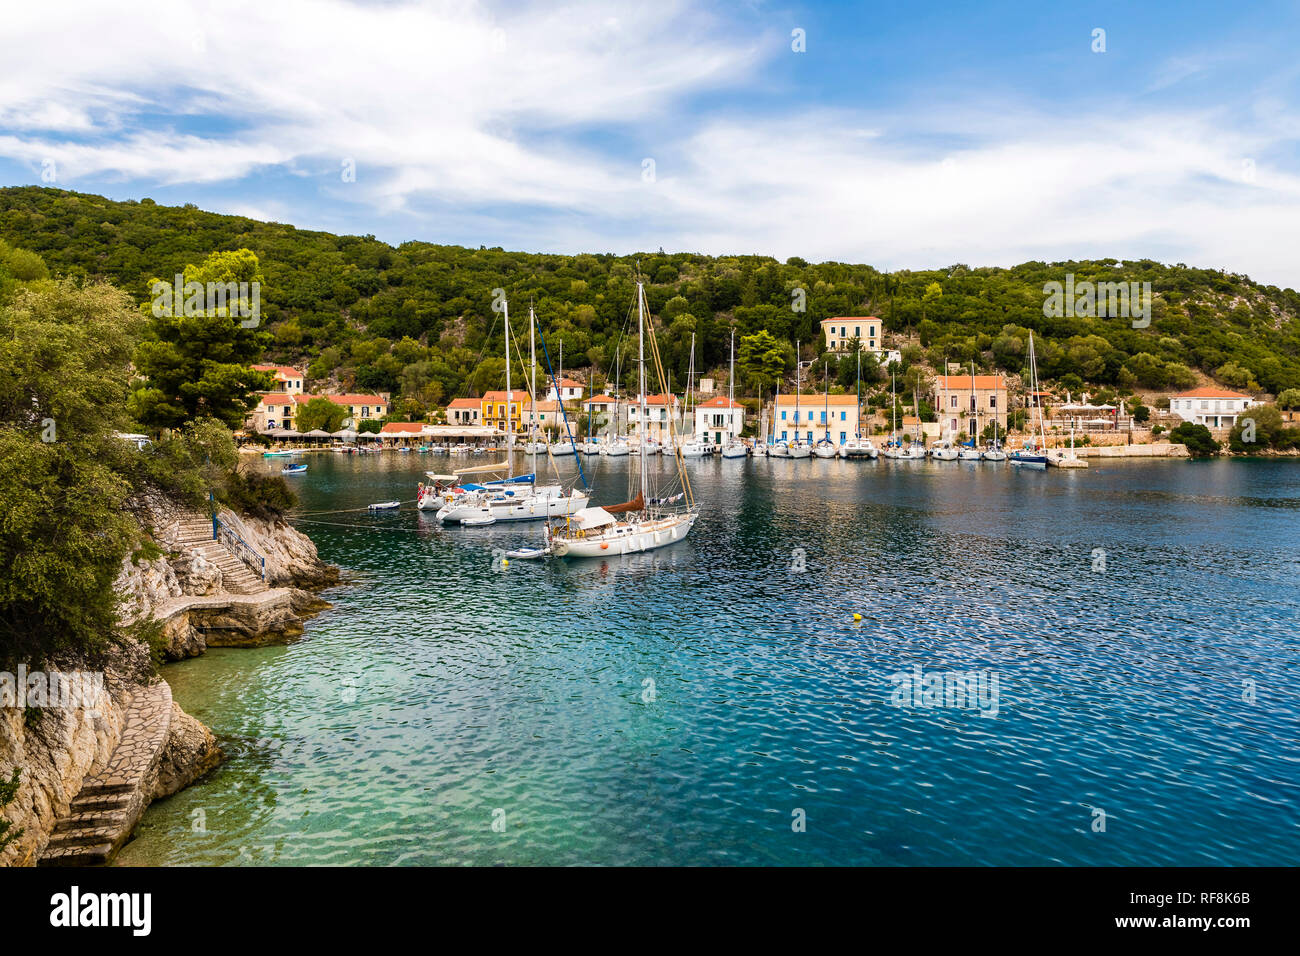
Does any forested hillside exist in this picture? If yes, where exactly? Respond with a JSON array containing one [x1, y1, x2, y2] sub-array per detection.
[[3, 186, 1298, 420]]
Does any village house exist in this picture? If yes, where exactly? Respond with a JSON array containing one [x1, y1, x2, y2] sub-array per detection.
[[248, 390, 389, 432], [1169, 387, 1258, 428], [627, 394, 680, 444], [773, 393, 862, 444], [545, 378, 585, 404], [522, 399, 570, 433], [250, 364, 305, 394], [820, 317, 902, 367], [694, 396, 745, 444], [930, 374, 1008, 436], [480, 390, 529, 433], [583, 395, 619, 434], [445, 397, 481, 426]]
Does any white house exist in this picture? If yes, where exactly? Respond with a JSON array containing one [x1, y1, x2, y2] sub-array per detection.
[[627, 393, 680, 443], [694, 396, 745, 444], [545, 378, 585, 403], [251, 364, 305, 394], [1169, 388, 1257, 428]]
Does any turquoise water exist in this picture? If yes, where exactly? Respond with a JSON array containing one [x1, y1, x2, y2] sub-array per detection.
[[116, 453, 1300, 866]]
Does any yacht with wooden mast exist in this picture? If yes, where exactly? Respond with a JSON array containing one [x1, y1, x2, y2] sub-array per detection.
[[549, 280, 697, 558]]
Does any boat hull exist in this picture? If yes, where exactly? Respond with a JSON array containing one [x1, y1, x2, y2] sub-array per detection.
[[437, 489, 590, 523], [552, 513, 697, 558]]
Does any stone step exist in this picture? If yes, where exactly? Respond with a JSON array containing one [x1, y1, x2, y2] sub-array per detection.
[[44, 827, 120, 849], [77, 782, 134, 798], [39, 843, 115, 866], [53, 810, 129, 832], [69, 795, 132, 813]]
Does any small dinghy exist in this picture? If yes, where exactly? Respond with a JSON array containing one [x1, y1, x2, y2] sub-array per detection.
[[282, 464, 308, 475], [367, 500, 400, 511], [505, 546, 551, 560], [462, 514, 496, 527]]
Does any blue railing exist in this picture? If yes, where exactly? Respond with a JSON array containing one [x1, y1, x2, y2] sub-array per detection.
[[213, 515, 267, 581]]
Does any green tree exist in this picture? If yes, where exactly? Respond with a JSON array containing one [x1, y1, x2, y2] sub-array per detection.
[[1275, 388, 1300, 410], [1168, 422, 1220, 457], [738, 330, 788, 392], [130, 249, 273, 430], [294, 396, 347, 433]]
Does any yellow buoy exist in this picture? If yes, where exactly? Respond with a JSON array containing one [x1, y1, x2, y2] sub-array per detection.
[[853, 613, 862, 622]]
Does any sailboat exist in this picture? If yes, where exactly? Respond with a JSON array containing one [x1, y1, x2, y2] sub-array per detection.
[[721, 329, 748, 459], [787, 341, 811, 458], [813, 361, 837, 458], [680, 332, 710, 458], [523, 306, 548, 455], [900, 383, 927, 459], [1010, 331, 1049, 468], [425, 297, 591, 520], [600, 351, 630, 456], [880, 371, 904, 459], [958, 361, 983, 460], [839, 351, 877, 458], [929, 364, 959, 459], [550, 281, 698, 558]]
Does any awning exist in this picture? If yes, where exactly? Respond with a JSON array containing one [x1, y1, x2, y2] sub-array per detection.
[[570, 507, 616, 530], [304, 428, 333, 438]]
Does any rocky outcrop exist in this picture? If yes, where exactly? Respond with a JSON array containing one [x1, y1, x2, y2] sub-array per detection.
[[215, 508, 339, 589], [153, 702, 221, 800]]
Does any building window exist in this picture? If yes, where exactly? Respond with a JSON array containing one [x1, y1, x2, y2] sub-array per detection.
[[855, 326, 861, 337], [989, 395, 997, 408], [841, 411, 846, 421], [840, 431, 846, 443], [781, 430, 787, 440], [950, 396, 957, 409]]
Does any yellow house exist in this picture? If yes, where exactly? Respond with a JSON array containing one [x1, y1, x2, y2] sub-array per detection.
[[480, 390, 529, 433], [821, 316, 882, 353], [773, 393, 863, 444]]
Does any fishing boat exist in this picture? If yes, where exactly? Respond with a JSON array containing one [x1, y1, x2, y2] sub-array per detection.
[[721, 332, 749, 459], [1011, 331, 1050, 468], [281, 463, 308, 474], [550, 280, 697, 559]]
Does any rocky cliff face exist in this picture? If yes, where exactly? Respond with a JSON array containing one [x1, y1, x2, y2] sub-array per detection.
[[0, 489, 337, 867]]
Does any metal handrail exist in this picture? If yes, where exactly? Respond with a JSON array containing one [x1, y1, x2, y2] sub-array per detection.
[[213, 515, 267, 581]]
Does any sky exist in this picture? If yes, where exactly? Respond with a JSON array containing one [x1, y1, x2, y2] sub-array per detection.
[[2, 0, 1299, 287]]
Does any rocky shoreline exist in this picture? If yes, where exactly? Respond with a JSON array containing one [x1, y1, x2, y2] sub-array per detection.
[[0, 491, 337, 867]]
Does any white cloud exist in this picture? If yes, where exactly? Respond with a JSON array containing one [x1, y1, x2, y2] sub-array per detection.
[[1, 0, 1298, 287]]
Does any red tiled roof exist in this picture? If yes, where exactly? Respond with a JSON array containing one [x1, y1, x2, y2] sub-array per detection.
[[821, 316, 880, 324], [584, 394, 617, 405], [292, 393, 388, 406], [379, 422, 427, 434], [446, 397, 480, 409], [697, 396, 744, 408], [251, 365, 301, 378], [555, 378, 584, 388], [636, 393, 679, 406], [775, 392, 860, 405], [935, 375, 1007, 390], [1174, 387, 1252, 399], [260, 393, 292, 404], [481, 390, 528, 402]]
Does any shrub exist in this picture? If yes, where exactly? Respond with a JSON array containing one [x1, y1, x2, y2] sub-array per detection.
[[1168, 422, 1219, 457], [221, 471, 298, 519]]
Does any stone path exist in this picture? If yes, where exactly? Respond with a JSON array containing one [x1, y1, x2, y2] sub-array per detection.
[[38, 682, 173, 866], [175, 515, 268, 594]]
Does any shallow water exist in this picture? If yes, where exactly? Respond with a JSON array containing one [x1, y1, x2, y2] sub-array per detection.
[[116, 453, 1300, 866]]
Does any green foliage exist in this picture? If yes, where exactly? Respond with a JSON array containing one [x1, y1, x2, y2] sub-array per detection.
[[130, 249, 274, 430], [294, 396, 347, 433], [1, 187, 1299, 410], [0, 280, 144, 669], [220, 471, 297, 519], [1276, 388, 1300, 410], [1168, 422, 1220, 457], [1227, 405, 1298, 452], [737, 330, 788, 392]]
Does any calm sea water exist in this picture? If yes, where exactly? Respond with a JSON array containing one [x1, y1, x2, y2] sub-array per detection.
[[116, 452, 1300, 866]]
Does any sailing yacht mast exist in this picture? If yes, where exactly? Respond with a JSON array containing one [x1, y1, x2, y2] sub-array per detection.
[[794, 339, 801, 444], [823, 361, 830, 441], [504, 298, 513, 476], [530, 305, 537, 454], [638, 281, 649, 507], [729, 328, 736, 440]]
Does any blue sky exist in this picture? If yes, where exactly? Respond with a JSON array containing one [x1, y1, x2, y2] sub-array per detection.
[[2, 0, 1298, 286]]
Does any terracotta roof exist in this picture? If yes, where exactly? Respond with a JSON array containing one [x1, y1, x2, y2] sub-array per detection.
[[1174, 387, 1252, 399], [525, 400, 562, 413], [935, 375, 1007, 390], [584, 394, 617, 405], [380, 422, 427, 434], [697, 396, 744, 408], [259, 393, 292, 404], [555, 378, 584, 388], [775, 392, 861, 405], [634, 393, 679, 406], [446, 397, 480, 409], [481, 390, 528, 402], [292, 393, 388, 406], [821, 316, 880, 324], [251, 364, 301, 378]]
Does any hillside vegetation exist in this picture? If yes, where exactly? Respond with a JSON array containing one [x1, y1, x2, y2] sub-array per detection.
[[2, 186, 1298, 420]]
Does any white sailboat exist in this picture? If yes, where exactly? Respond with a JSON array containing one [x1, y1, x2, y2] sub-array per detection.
[[880, 371, 904, 459], [427, 297, 590, 521], [1010, 331, 1049, 468], [550, 281, 697, 558], [813, 361, 837, 458], [523, 306, 548, 455], [840, 352, 877, 458], [958, 361, 983, 460], [721, 329, 748, 459], [680, 332, 710, 458], [900, 383, 927, 459], [788, 341, 811, 458]]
